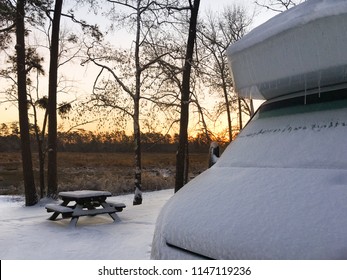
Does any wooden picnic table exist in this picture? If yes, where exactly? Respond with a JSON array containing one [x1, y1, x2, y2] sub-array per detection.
[[45, 190, 126, 227]]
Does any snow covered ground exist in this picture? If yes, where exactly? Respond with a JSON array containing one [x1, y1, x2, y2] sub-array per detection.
[[2, 189, 347, 280], [0, 189, 173, 260]]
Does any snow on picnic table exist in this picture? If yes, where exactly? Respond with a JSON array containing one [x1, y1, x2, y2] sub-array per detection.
[[0, 189, 173, 260]]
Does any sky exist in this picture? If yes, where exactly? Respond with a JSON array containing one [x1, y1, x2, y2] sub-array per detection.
[[0, 0, 277, 133]]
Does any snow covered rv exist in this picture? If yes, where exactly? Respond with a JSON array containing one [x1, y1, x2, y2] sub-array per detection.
[[151, 0, 347, 259]]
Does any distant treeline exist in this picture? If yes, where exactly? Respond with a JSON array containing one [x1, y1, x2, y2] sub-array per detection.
[[0, 125, 227, 153]]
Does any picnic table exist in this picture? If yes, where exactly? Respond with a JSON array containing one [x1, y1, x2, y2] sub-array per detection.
[[45, 190, 126, 227]]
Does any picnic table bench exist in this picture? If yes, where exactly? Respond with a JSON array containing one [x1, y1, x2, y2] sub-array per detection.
[[45, 190, 126, 227]]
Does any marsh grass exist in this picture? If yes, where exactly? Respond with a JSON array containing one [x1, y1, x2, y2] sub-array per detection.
[[0, 152, 209, 195]]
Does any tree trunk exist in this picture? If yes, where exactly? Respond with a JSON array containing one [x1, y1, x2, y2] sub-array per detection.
[[39, 110, 48, 198], [133, 102, 142, 205], [133, 0, 142, 205], [34, 116, 45, 198], [15, 0, 38, 206], [47, 0, 63, 198], [33, 100, 47, 198], [175, 0, 200, 193]]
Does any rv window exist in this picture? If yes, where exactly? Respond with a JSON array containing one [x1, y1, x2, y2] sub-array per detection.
[[258, 89, 347, 119]]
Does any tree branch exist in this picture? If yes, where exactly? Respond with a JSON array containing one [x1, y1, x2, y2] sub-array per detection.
[[0, 23, 15, 33]]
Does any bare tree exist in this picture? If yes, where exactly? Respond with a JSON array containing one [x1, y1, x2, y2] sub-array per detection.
[[149, 0, 224, 186], [30, 94, 72, 198], [44, 0, 102, 198], [15, 0, 38, 206], [198, 5, 252, 142], [46, 0, 63, 199], [175, 0, 200, 192], [27, 27, 79, 198], [28, 59, 46, 198], [82, 0, 174, 204]]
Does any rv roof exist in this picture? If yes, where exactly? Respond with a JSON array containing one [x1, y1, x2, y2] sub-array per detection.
[[228, 0, 347, 54], [227, 0, 347, 100]]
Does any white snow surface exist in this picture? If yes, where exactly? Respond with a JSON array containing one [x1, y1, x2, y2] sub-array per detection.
[[0, 189, 173, 260], [227, 0, 347, 100]]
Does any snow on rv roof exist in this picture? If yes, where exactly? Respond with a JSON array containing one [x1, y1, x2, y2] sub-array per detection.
[[226, 0, 347, 100], [228, 0, 347, 54]]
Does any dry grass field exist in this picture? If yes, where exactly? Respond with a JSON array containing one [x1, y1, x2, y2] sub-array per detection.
[[0, 152, 209, 196]]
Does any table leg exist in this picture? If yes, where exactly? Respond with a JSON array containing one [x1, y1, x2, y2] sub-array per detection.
[[69, 217, 79, 228], [101, 202, 121, 222], [48, 212, 60, 220], [69, 204, 83, 227], [48, 200, 70, 220]]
